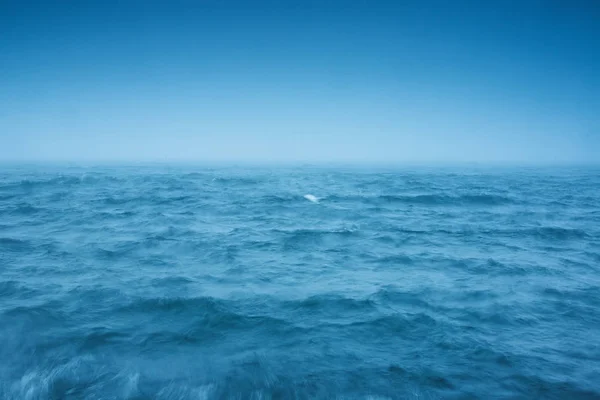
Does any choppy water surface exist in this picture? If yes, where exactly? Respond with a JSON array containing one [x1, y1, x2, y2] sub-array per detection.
[[1, 165, 599, 399]]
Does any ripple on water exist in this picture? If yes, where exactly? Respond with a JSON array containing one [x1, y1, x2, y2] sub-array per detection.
[[1, 165, 599, 399]]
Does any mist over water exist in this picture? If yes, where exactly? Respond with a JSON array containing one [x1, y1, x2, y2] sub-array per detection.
[[1, 165, 599, 399]]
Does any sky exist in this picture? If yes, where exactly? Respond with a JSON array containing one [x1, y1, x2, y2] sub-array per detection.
[[1, 0, 598, 164]]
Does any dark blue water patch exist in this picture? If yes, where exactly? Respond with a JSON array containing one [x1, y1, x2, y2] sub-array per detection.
[[256, 193, 299, 204], [150, 276, 195, 287], [115, 296, 302, 353], [101, 195, 153, 206], [2, 203, 45, 216], [89, 245, 137, 260], [376, 193, 518, 206], [370, 253, 415, 266], [0, 193, 18, 201], [502, 374, 600, 400], [120, 296, 222, 315], [211, 176, 263, 186], [403, 226, 594, 242], [281, 294, 379, 327], [371, 286, 439, 311], [0, 237, 32, 252], [0, 176, 81, 194], [1, 165, 599, 399], [2, 301, 68, 330], [0, 280, 39, 299], [529, 226, 589, 240], [583, 251, 600, 264], [469, 258, 532, 276], [277, 227, 362, 251]]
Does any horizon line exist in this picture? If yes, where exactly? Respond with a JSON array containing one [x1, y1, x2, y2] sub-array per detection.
[[1, 159, 598, 168]]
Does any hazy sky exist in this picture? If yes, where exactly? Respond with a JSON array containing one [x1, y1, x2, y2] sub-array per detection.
[[1, 0, 598, 164]]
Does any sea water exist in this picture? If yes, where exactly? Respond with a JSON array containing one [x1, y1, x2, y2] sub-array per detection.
[[1, 164, 599, 399]]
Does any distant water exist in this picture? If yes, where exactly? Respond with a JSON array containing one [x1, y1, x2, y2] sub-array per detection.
[[1, 165, 599, 399]]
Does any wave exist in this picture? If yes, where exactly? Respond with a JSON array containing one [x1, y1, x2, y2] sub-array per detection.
[[102, 196, 147, 206], [2, 302, 66, 326], [277, 227, 359, 238], [183, 172, 210, 178], [506, 373, 600, 399], [371, 287, 435, 310], [156, 195, 195, 205], [345, 313, 439, 337], [258, 194, 297, 204], [211, 176, 262, 185], [4, 203, 45, 215], [530, 227, 589, 240], [542, 287, 600, 316], [150, 276, 195, 286], [3, 362, 594, 400], [121, 296, 222, 315], [324, 193, 517, 206], [0, 175, 128, 194], [0, 237, 32, 251], [60, 286, 126, 316], [471, 258, 531, 276], [1, 166, 599, 399], [0, 281, 37, 298], [90, 245, 137, 260], [0, 176, 82, 192], [124, 296, 286, 331], [134, 330, 203, 347], [285, 294, 377, 315], [0, 362, 438, 400], [101, 194, 195, 206], [76, 327, 130, 351], [279, 228, 360, 250], [119, 296, 297, 345], [371, 254, 415, 265], [378, 226, 590, 242], [94, 210, 137, 219], [378, 193, 515, 206], [0, 193, 17, 201]]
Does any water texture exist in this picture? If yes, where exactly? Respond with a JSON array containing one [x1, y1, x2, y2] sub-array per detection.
[[1, 165, 599, 399]]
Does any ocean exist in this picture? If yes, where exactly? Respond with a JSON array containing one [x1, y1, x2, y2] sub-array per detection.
[[1, 164, 599, 399]]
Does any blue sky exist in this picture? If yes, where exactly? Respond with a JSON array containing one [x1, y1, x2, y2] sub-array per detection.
[[1, 0, 598, 164]]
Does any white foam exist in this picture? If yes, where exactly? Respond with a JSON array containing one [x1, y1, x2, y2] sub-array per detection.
[[303, 194, 319, 203]]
